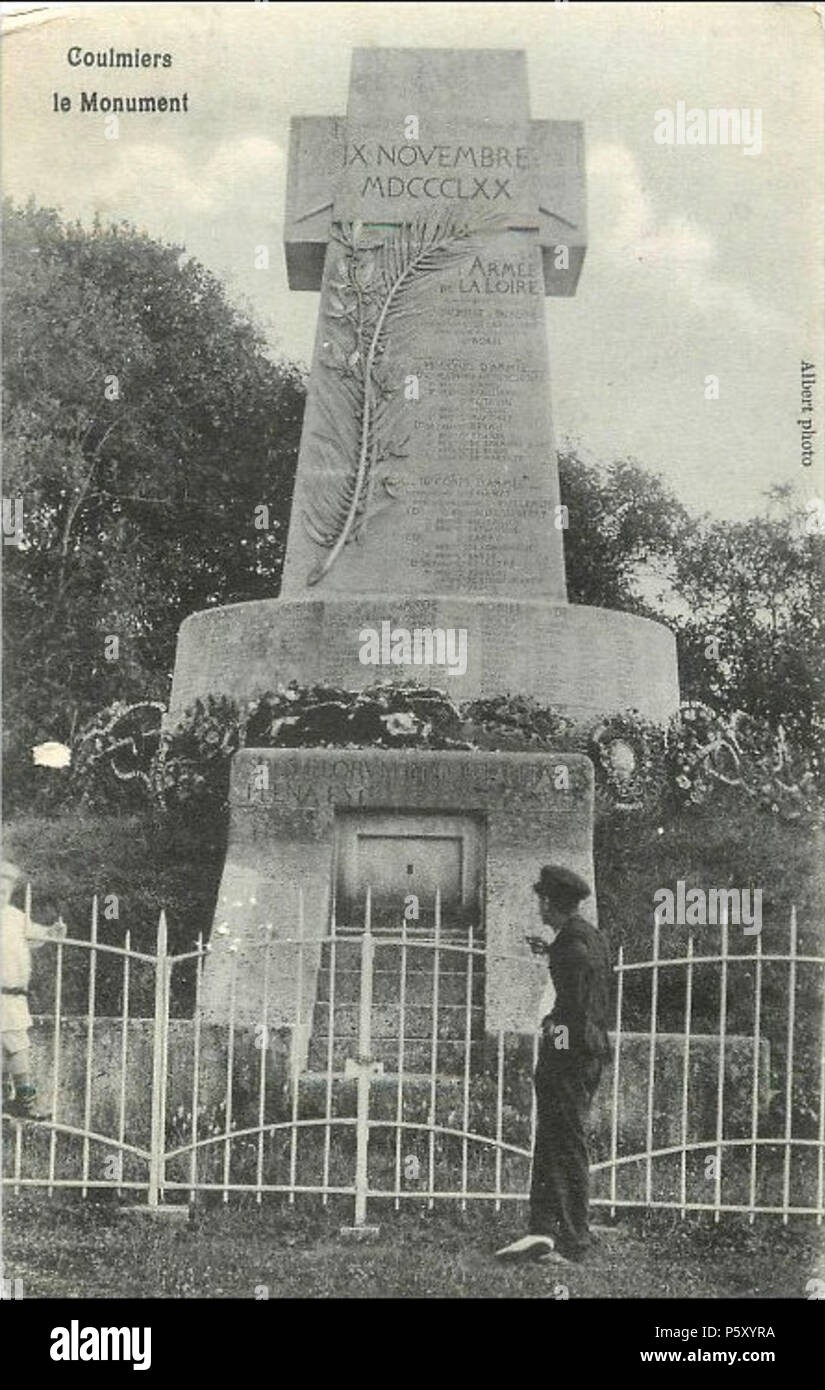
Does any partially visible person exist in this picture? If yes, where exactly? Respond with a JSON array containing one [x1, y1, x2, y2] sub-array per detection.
[[497, 864, 612, 1264], [1, 860, 66, 1120]]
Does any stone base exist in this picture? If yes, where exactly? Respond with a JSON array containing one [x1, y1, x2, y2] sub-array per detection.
[[200, 747, 596, 1037], [118, 1204, 190, 1222], [169, 594, 679, 724], [27, 1018, 769, 1158]]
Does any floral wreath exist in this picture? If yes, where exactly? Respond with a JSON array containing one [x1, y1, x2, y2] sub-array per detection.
[[589, 711, 661, 807]]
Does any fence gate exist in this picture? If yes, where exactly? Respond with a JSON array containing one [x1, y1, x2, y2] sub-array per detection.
[[3, 889, 824, 1230], [158, 888, 535, 1217]]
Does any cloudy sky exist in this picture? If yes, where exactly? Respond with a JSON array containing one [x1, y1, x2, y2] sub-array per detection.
[[2, 1, 823, 520]]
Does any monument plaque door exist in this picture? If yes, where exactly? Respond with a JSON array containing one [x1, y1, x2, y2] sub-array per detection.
[[334, 811, 485, 937]]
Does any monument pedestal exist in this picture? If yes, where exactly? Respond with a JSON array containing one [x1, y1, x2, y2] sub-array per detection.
[[170, 594, 678, 725], [201, 747, 595, 1050]]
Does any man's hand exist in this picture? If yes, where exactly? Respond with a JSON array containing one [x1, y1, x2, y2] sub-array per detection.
[[525, 932, 553, 958]]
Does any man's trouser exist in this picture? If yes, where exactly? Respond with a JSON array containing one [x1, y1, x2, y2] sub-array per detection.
[[529, 1051, 603, 1257]]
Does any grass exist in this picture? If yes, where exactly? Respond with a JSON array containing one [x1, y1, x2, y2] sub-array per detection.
[[4, 795, 822, 1298], [2, 1195, 822, 1299]]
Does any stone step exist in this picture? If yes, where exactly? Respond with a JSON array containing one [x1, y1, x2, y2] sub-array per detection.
[[317, 940, 479, 973], [307, 1036, 481, 1073], [315, 968, 484, 1006], [295, 1072, 481, 1120], [311, 1000, 483, 1041]]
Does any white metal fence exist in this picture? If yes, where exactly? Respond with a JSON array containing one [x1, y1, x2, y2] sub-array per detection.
[[3, 888, 824, 1227]]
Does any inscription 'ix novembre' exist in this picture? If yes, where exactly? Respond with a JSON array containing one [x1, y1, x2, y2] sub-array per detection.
[[345, 142, 530, 168], [347, 142, 529, 201]]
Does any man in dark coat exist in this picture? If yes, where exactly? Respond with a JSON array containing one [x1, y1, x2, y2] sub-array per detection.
[[496, 865, 612, 1264]]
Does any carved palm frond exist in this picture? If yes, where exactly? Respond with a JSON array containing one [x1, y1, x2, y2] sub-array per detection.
[[302, 217, 499, 586]]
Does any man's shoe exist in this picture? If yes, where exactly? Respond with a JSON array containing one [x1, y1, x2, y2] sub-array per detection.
[[495, 1234, 556, 1263], [539, 1247, 574, 1265], [542, 1239, 589, 1264], [4, 1087, 48, 1121]]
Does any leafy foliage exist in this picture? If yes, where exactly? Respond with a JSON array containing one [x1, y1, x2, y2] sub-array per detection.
[[668, 487, 825, 756], [558, 450, 693, 614], [558, 461, 824, 768], [2, 198, 305, 777]]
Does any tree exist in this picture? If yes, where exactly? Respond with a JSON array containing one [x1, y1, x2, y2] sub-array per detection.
[[2, 199, 306, 764], [557, 449, 695, 613], [557, 455, 823, 761], [670, 487, 825, 749]]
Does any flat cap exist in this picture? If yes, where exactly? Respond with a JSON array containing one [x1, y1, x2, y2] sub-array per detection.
[[532, 864, 591, 904]]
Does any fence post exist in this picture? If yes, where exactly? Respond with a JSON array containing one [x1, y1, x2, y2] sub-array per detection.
[[714, 912, 729, 1222], [782, 905, 798, 1226], [147, 910, 169, 1208], [645, 914, 661, 1208], [609, 944, 624, 1218], [342, 886, 381, 1234], [288, 887, 306, 1204], [81, 895, 98, 1198]]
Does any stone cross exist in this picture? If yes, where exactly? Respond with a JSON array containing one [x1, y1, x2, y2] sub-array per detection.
[[186, 49, 681, 1038], [171, 46, 677, 726], [281, 48, 586, 603]]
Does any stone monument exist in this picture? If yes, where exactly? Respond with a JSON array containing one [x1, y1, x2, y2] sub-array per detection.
[[170, 49, 680, 1050], [170, 48, 679, 724]]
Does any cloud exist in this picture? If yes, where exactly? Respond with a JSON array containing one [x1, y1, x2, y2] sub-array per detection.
[[586, 142, 789, 331], [201, 137, 286, 208], [74, 136, 285, 223], [588, 144, 713, 267]]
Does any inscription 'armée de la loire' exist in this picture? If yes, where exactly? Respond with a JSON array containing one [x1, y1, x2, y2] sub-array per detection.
[[459, 255, 539, 294]]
